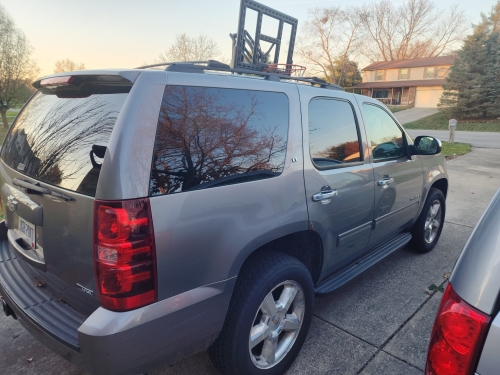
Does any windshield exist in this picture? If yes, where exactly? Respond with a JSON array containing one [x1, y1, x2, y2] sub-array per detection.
[[1, 91, 128, 196]]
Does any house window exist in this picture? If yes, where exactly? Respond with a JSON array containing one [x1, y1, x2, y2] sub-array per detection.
[[373, 89, 389, 98], [436, 67, 449, 78], [426, 67, 435, 78], [400, 69, 408, 79], [376, 71, 384, 81]]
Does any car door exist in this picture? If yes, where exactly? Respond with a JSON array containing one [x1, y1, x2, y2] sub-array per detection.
[[358, 101, 424, 248], [301, 87, 375, 277]]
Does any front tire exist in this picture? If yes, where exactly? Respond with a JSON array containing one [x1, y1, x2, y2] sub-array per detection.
[[410, 187, 446, 253], [209, 251, 314, 375]]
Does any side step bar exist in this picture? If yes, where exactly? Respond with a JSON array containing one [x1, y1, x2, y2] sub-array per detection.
[[315, 232, 412, 295]]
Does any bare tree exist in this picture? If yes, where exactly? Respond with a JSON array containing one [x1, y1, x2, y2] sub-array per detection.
[[158, 34, 221, 62], [0, 5, 38, 128], [54, 58, 85, 73], [359, 0, 468, 61], [296, 7, 364, 85]]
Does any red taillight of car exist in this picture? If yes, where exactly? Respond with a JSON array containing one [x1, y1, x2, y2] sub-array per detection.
[[93, 198, 157, 312], [425, 283, 491, 375], [40, 76, 73, 88]]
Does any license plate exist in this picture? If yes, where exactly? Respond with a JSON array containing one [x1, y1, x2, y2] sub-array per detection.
[[18, 218, 36, 250]]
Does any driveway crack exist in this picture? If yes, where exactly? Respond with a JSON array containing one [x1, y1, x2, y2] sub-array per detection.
[[355, 279, 448, 374], [444, 220, 475, 229]]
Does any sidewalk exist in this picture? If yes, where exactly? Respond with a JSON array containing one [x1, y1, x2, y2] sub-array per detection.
[[393, 108, 438, 124]]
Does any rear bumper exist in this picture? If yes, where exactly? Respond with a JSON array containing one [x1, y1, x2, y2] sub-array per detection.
[[0, 272, 84, 365], [0, 222, 236, 375], [79, 277, 236, 375]]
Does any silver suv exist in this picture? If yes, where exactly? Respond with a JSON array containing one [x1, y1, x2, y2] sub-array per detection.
[[0, 62, 448, 375]]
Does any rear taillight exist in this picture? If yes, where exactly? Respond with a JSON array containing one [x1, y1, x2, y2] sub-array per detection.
[[426, 283, 490, 375], [93, 198, 157, 312], [40, 76, 74, 88]]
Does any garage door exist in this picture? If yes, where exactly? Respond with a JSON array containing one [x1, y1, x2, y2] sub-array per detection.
[[415, 87, 444, 108]]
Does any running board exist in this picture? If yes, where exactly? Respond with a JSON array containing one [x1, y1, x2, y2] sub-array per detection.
[[315, 232, 412, 295]]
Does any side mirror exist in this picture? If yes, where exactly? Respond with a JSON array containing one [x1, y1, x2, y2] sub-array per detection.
[[414, 136, 442, 155]]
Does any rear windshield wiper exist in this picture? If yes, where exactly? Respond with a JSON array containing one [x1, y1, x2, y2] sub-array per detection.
[[13, 178, 74, 201]]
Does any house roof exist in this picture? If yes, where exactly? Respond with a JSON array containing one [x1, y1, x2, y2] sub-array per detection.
[[362, 56, 455, 71], [353, 79, 446, 89]]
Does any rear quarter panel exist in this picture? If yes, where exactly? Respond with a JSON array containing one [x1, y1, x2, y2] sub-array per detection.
[[476, 311, 500, 375], [450, 188, 500, 316], [96, 70, 167, 200]]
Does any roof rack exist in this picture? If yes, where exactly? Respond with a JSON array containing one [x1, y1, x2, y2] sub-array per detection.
[[135, 60, 343, 91]]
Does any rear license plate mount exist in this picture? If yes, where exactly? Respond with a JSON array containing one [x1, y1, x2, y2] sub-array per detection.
[[18, 218, 36, 250]]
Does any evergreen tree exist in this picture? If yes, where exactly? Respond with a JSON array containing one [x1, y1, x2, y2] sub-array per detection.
[[439, 3, 500, 118], [324, 57, 362, 90]]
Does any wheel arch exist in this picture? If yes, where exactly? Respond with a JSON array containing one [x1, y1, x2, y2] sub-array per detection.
[[229, 229, 324, 285], [431, 177, 448, 199], [413, 176, 448, 224]]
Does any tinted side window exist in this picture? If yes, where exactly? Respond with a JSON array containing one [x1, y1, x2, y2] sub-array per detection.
[[362, 103, 407, 161], [149, 86, 289, 196], [308, 98, 361, 168]]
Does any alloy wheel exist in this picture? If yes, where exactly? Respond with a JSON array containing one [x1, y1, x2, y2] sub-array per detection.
[[248, 280, 305, 369], [424, 200, 442, 244]]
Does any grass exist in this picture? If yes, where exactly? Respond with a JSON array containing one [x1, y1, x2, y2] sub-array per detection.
[[441, 141, 471, 158], [6, 111, 18, 117], [0, 126, 8, 144], [388, 106, 408, 113], [404, 111, 500, 132]]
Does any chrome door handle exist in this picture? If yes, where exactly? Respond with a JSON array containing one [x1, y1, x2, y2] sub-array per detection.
[[312, 190, 338, 202], [377, 177, 394, 186]]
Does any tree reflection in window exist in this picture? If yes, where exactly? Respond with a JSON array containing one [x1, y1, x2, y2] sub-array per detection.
[[150, 86, 289, 195], [2, 93, 126, 195], [309, 98, 361, 167]]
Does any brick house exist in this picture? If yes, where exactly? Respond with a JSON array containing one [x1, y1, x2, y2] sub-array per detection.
[[353, 55, 455, 108]]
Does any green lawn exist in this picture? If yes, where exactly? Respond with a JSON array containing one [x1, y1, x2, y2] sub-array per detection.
[[404, 111, 500, 132], [388, 106, 408, 113], [6, 111, 18, 117], [0, 126, 8, 144], [441, 141, 471, 157]]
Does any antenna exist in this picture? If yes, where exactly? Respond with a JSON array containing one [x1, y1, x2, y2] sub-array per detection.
[[230, 0, 299, 73]]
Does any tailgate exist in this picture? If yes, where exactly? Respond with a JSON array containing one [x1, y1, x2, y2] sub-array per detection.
[[0, 74, 132, 316]]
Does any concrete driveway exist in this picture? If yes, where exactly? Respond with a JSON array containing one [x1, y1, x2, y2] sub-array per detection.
[[406, 129, 500, 149], [394, 108, 438, 124], [1, 148, 500, 375]]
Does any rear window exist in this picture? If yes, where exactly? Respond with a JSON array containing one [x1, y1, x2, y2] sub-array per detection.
[[149, 85, 289, 196], [1, 91, 127, 196]]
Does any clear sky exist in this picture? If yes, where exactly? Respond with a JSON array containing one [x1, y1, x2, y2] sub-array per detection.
[[0, 0, 494, 77]]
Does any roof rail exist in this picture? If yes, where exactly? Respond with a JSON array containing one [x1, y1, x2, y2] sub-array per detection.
[[135, 60, 343, 90]]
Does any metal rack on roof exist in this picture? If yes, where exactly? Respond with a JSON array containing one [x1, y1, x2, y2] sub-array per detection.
[[135, 60, 343, 91]]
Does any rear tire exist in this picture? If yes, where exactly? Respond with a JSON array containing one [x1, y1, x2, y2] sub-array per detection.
[[410, 188, 446, 253], [209, 251, 314, 375]]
